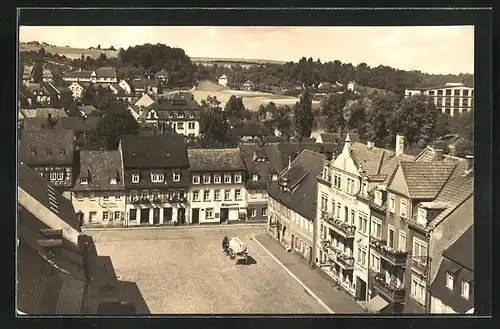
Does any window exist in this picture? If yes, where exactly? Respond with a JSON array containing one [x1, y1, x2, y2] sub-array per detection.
[[151, 173, 164, 183], [454, 89, 460, 96], [369, 252, 380, 271], [110, 177, 117, 185], [46, 148, 52, 155], [206, 208, 214, 219], [203, 175, 211, 184], [214, 189, 221, 201], [89, 211, 97, 222], [152, 191, 160, 200], [350, 209, 355, 226], [193, 190, 200, 202], [445, 89, 451, 96], [331, 201, 336, 217], [59, 148, 65, 156], [399, 231, 407, 251], [388, 226, 395, 248], [132, 174, 139, 183], [389, 194, 395, 213], [358, 212, 368, 234], [224, 175, 232, 183], [224, 189, 231, 200], [193, 175, 200, 184], [272, 174, 278, 180], [168, 113, 174, 118], [337, 203, 341, 219], [141, 190, 148, 199], [262, 207, 267, 217], [463, 90, 469, 97], [371, 218, 382, 239], [204, 190, 210, 201], [362, 181, 368, 195], [333, 174, 341, 189], [173, 172, 180, 181], [103, 192, 109, 200], [429, 90, 435, 96], [411, 274, 426, 304], [30, 148, 36, 156], [188, 122, 195, 129], [177, 122, 184, 130], [235, 189, 242, 200], [214, 175, 221, 183], [320, 195, 328, 210], [250, 209, 256, 217], [177, 112, 185, 118], [374, 190, 382, 206], [413, 237, 428, 258], [400, 198, 408, 218], [49, 172, 57, 181], [89, 192, 95, 200], [461, 281, 470, 299], [462, 99, 468, 107], [262, 191, 268, 199], [446, 272, 455, 290], [114, 211, 121, 221], [234, 174, 242, 183], [189, 113, 195, 119], [57, 172, 64, 181], [103, 211, 110, 221], [76, 193, 83, 200]]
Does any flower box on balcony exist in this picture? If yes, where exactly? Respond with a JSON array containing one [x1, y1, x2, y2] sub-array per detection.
[[370, 237, 408, 265], [373, 275, 406, 302]]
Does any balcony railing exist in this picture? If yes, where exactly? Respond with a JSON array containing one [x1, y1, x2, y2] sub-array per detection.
[[369, 236, 408, 266], [319, 237, 331, 252], [132, 197, 151, 205], [322, 213, 356, 238], [317, 174, 331, 186], [410, 256, 429, 275], [152, 196, 163, 204], [372, 273, 406, 303], [335, 253, 355, 270]]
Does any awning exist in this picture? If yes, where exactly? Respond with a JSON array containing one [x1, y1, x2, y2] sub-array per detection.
[[365, 295, 389, 313]]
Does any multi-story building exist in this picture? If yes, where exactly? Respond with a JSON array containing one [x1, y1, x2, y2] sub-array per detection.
[[138, 92, 201, 137], [63, 67, 118, 84], [267, 150, 324, 264], [187, 148, 247, 224], [19, 129, 75, 198], [404, 82, 474, 117], [120, 135, 190, 226], [428, 225, 474, 314], [72, 150, 126, 228]]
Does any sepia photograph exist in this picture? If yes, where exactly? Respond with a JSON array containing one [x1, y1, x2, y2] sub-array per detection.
[[17, 19, 478, 316]]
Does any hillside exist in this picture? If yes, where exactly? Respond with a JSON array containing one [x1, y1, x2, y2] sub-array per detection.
[[20, 43, 119, 59], [191, 57, 287, 66]]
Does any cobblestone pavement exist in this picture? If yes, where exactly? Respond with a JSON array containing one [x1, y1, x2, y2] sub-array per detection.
[[85, 226, 328, 314]]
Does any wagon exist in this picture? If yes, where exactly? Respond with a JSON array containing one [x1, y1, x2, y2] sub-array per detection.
[[227, 237, 248, 264]]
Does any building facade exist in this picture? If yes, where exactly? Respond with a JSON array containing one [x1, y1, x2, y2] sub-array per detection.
[[63, 67, 118, 84], [72, 151, 126, 227], [404, 82, 474, 117], [188, 149, 247, 224], [120, 135, 190, 226]]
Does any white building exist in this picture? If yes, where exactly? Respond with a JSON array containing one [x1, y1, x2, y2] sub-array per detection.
[[404, 82, 474, 116], [188, 149, 247, 224], [218, 74, 228, 87], [63, 67, 118, 84]]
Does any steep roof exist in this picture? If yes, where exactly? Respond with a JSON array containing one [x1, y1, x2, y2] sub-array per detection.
[[232, 122, 274, 138], [147, 93, 200, 111], [77, 105, 99, 116], [23, 117, 100, 132], [443, 223, 473, 271], [20, 108, 68, 119], [120, 135, 189, 168], [73, 151, 124, 191], [188, 148, 245, 172], [154, 69, 169, 78], [397, 161, 457, 199], [19, 130, 74, 166], [267, 150, 324, 220]]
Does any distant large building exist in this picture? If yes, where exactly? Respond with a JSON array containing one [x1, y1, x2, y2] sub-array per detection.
[[404, 83, 474, 117], [63, 67, 118, 84]]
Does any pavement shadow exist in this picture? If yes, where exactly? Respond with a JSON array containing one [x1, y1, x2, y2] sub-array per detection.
[[239, 255, 258, 266]]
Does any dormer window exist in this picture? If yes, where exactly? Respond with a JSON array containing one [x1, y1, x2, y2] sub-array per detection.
[[417, 207, 427, 226], [59, 148, 66, 156], [81, 177, 88, 184], [224, 175, 232, 183], [272, 174, 278, 181], [45, 148, 52, 155], [151, 173, 164, 183], [362, 180, 368, 196], [203, 175, 211, 184], [214, 175, 221, 184], [374, 190, 382, 206], [446, 272, 455, 290], [461, 280, 470, 299], [322, 166, 329, 180], [173, 172, 181, 182], [252, 174, 259, 181], [177, 112, 185, 118], [190, 113, 195, 118], [235, 174, 242, 183], [31, 148, 36, 156], [132, 174, 140, 183], [110, 177, 117, 185], [192, 175, 200, 184]]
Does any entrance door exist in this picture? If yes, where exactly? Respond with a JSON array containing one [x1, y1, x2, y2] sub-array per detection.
[[177, 208, 186, 224], [220, 208, 229, 223], [356, 277, 367, 301], [153, 208, 160, 225], [76, 211, 84, 226], [163, 207, 173, 222], [140, 208, 150, 224], [89, 211, 97, 223], [308, 246, 313, 263], [192, 208, 200, 224], [129, 209, 137, 221]]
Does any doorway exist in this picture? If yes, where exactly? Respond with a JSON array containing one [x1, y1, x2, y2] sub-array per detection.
[[163, 207, 173, 222], [177, 208, 186, 224], [192, 208, 200, 224], [356, 277, 367, 301], [140, 208, 150, 224], [153, 208, 160, 225], [282, 226, 287, 244], [308, 246, 313, 263], [220, 208, 229, 223], [76, 211, 84, 227]]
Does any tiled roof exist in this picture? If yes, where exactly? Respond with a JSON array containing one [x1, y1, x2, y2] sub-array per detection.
[[398, 161, 457, 199], [21, 108, 68, 119], [18, 164, 81, 232], [95, 67, 117, 78], [23, 117, 100, 132], [73, 151, 124, 191], [232, 122, 274, 138], [25, 83, 52, 96], [443, 224, 473, 271], [130, 78, 160, 90], [349, 142, 387, 176], [64, 70, 93, 78], [120, 135, 189, 168], [77, 105, 99, 115], [147, 93, 200, 111], [19, 130, 74, 166], [267, 150, 325, 220], [188, 148, 246, 171]]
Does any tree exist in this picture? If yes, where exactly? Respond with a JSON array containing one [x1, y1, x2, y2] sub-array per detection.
[[98, 53, 107, 62], [224, 95, 246, 120], [321, 92, 350, 132], [38, 47, 46, 59], [275, 106, 293, 137], [97, 44, 101, 50], [294, 88, 314, 140], [434, 113, 452, 139], [199, 96, 231, 148], [32, 62, 44, 83], [365, 93, 399, 146], [88, 100, 139, 150]]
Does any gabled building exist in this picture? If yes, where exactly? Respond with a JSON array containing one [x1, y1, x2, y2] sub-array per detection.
[[130, 78, 161, 95], [118, 79, 133, 94], [63, 67, 118, 84], [267, 150, 325, 265], [120, 135, 190, 226], [218, 74, 228, 87], [22, 65, 34, 84], [429, 225, 474, 314], [187, 148, 247, 224], [72, 151, 125, 228], [68, 82, 87, 99], [135, 93, 156, 108], [139, 93, 201, 137], [25, 83, 53, 106], [232, 122, 274, 142], [154, 69, 169, 84], [42, 69, 54, 83], [19, 130, 75, 197]]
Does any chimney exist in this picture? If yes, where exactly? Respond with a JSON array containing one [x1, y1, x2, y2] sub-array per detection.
[[465, 155, 474, 172], [435, 149, 444, 161], [395, 134, 405, 156]]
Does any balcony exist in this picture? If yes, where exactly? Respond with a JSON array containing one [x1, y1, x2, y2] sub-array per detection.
[[317, 174, 331, 186], [335, 253, 355, 270], [152, 196, 164, 204], [410, 256, 429, 275], [372, 273, 406, 303], [369, 236, 408, 266], [322, 213, 356, 239], [167, 195, 188, 204], [319, 237, 331, 252], [132, 197, 151, 205]]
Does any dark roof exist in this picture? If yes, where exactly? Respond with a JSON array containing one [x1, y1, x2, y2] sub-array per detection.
[[267, 150, 324, 220], [18, 164, 81, 232], [232, 122, 274, 138], [147, 93, 200, 111], [130, 78, 160, 90], [188, 148, 245, 172], [21, 108, 68, 119], [319, 132, 359, 144], [154, 69, 169, 78], [398, 161, 457, 199], [443, 225, 473, 271], [25, 83, 53, 96], [19, 130, 74, 166], [64, 70, 93, 78], [120, 135, 189, 168], [95, 67, 117, 78], [78, 105, 99, 115], [73, 151, 124, 191]]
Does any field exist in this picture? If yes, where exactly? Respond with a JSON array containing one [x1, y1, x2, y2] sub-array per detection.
[[20, 44, 119, 59], [192, 80, 321, 110]]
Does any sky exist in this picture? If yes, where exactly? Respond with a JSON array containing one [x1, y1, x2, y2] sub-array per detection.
[[19, 26, 474, 75]]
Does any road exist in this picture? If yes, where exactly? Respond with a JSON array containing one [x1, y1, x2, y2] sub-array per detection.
[[85, 225, 328, 314]]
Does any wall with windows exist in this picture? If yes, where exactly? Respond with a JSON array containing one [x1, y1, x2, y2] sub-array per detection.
[[246, 187, 269, 221], [72, 190, 126, 226], [354, 199, 371, 298], [33, 166, 73, 189]]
